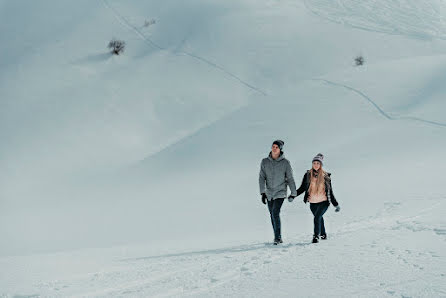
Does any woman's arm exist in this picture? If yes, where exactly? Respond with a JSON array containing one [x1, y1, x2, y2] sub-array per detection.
[[295, 172, 308, 197], [328, 179, 339, 207]]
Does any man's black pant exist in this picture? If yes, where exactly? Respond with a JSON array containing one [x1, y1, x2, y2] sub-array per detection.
[[267, 198, 285, 241]]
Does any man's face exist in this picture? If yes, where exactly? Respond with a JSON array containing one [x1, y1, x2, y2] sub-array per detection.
[[271, 144, 281, 155]]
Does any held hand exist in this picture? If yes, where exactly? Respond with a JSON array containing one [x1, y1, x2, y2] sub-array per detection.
[[288, 195, 296, 202], [335, 205, 341, 212], [261, 193, 267, 205]]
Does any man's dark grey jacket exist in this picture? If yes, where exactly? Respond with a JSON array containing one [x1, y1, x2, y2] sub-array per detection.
[[259, 152, 297, 200]]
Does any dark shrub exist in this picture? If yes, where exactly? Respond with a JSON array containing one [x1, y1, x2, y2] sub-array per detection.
[[355, 55, 365, 66], [108, 39, 125, 55]]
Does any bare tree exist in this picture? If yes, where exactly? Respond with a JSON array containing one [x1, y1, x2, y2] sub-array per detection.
[[355, 55, 365, 66], [143, 19, 156, 28], [108, 39, 126, 55]]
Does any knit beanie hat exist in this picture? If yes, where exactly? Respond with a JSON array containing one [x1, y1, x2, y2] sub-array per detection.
[[272, 140, 284, 150], [312, 153, 324, 165]]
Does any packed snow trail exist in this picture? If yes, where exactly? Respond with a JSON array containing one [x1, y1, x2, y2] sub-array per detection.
[[8, 196, 444, 297], [102, 0, 267, 96]]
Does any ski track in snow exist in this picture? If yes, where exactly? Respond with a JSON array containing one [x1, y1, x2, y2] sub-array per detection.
[[304, 0, 446, 40], [101, 0, 267, 96], [101, 0, 445, 129], [313, 78, 446, 128], [27, 197, 446, 297]]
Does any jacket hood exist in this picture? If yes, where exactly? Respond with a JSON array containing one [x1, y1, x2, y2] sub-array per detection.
[[268, 151, 285, 161]]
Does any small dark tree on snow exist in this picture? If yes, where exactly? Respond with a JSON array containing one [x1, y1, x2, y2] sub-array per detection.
[[143, 19, 156, 28], [108, 39, 125, 55], [355, 55, 365, 66]]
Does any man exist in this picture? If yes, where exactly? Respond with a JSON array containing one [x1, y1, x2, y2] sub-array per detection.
[[259, 140, 297, 245]]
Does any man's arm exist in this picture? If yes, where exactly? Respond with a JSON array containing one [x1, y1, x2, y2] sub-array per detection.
[[286, 161, 297, 196], [259, 161, 266, 195]]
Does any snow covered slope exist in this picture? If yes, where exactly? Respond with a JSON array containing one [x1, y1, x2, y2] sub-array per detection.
[[1, 0, 445, 296]]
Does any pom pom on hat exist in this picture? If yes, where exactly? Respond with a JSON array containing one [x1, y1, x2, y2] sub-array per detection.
[[312, 153, 324, 165]]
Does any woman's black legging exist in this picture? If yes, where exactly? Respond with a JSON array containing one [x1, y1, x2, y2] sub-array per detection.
[[310, 201, 329, 236]]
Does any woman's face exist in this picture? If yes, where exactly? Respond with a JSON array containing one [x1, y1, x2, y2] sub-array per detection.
[[312, 161, 321, 171]]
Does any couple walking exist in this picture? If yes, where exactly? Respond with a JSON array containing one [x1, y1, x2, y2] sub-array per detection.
[[259, 140, 340, 244]]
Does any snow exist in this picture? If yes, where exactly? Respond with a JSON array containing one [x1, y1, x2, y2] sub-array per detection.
[[304, 0, 446, 40], [1, 0, 446, 296]]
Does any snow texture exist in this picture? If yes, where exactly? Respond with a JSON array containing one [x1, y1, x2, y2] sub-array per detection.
[[0, 0, 445, 297]]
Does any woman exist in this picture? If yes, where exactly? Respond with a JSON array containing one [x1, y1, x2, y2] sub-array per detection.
[[295, 153, 340, 243]]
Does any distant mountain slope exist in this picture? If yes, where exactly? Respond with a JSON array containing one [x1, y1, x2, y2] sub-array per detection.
[[0, 0, 445, 258]]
